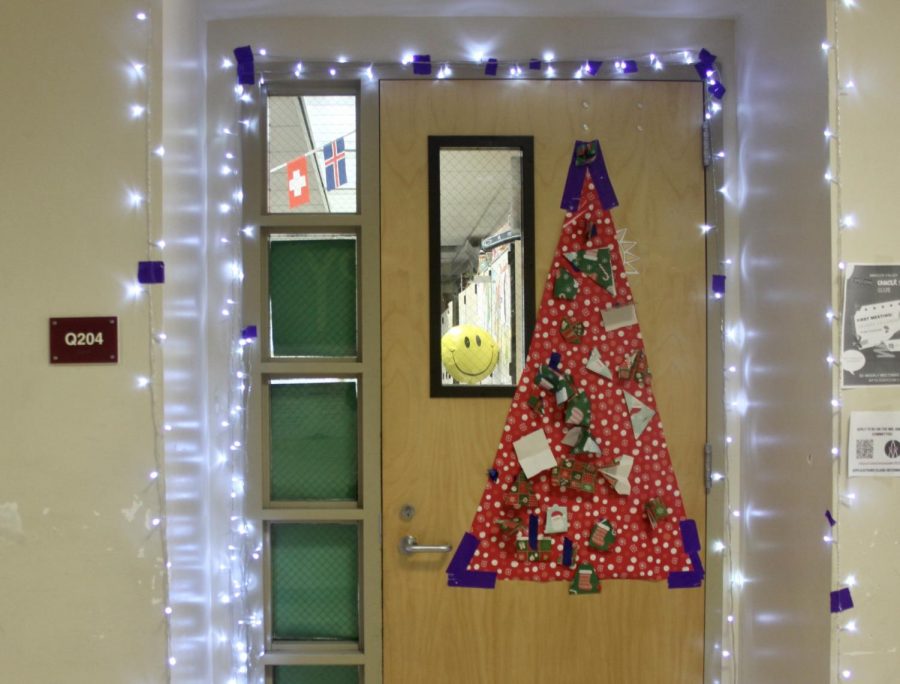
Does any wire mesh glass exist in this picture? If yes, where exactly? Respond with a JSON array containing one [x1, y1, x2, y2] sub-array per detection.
[[271, 523, 360, 641], [269, 235, 358, 358], [269, 379, 359, 502], [267, 95, 358, 214]]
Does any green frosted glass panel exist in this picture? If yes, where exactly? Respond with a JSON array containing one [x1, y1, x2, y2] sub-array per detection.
[[271, 524, 359, 641], [270, 237, 357, 357], [273, 666, 360, 684], [270, 380, 358, 501]]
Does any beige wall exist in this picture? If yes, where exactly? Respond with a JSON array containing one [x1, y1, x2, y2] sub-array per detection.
[[0, 1, 167, 681], [831, 1, 900, 680]]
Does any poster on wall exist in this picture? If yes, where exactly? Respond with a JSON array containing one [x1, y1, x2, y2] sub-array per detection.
[[849, 411, 900, 477], [841, 263, 900, 388]]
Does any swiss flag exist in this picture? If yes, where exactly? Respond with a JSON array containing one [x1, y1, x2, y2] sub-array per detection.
[[286, 156, 310, 207]]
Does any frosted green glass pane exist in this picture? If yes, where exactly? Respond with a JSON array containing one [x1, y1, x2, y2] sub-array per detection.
[[269, 380, 358, 501], [269, 237, 357, 357], [273, 666, 360, 684], [271, 524, 359, 641]]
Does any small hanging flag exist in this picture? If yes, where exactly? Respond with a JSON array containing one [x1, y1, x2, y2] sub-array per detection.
[[286, 155, 310, 207], [830, 587, 854, 613], [484, 58, 498, 76], [233, 45, 255, 85], [137, 261, 165, 284], [323, 138, 348, 191], [412, 54, 432, 75]]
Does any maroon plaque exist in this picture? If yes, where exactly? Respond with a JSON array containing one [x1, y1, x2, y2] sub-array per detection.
[[50, 317, 118, 364]]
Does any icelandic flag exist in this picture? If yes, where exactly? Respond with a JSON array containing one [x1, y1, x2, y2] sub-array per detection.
[[323, 137, 348, 191]]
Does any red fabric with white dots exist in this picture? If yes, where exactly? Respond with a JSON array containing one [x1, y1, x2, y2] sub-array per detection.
[[467, 174, 693, 583]]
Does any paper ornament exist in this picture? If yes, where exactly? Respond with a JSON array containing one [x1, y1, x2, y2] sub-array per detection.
[[554, 268, 579, 299], [569, 563, 601, 595]]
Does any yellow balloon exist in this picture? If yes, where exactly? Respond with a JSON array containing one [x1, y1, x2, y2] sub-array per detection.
[[441, 324, 499, 384]]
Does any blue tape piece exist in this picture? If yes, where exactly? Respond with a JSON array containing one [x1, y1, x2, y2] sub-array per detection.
[[484, 58, 498, 76], [825, 510, 837, 527], [240, 325, 258, 340], [831, 587, 854, 613], [679, 519, 701, 555], [708, 81, 726, 99], [412, 54, 432, 75], [233, 45, 255, 85], [529, 514, 538, 550], [137, 261, 165, 284], [712, 274, 726, 295], [586, 60, 602, 75], [667, 519, 705, 589], [529, 59, 541, 70], [562, 538, 573, 566], [621, 60, 638, 74], [549, 352, 561, 369], [446, 532, 497, 589], [488, 468, 499, 482]]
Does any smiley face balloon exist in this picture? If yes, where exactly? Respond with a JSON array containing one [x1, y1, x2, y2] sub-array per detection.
[[441, 324, 500, 384]]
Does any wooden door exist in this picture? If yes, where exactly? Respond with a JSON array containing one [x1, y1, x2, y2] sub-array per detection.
[[381, 79, 706, 683]]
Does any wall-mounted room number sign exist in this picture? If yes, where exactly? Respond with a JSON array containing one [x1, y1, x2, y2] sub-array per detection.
[[50, 317, 118, 364]]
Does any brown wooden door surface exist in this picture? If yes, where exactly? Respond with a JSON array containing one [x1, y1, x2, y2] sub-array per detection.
[[381, 79, 706, 683]]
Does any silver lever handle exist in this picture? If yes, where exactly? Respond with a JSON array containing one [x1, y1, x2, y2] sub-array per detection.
[[399, 535, 453, 555]]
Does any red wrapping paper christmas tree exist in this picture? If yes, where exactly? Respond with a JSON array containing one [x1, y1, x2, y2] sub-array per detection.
[[452, 140, 699, 592]]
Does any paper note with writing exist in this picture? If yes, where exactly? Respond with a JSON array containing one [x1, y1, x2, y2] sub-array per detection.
[[849, 411, 900, 477], [513, 429, 558, 479], [841, 264, 900, 388]]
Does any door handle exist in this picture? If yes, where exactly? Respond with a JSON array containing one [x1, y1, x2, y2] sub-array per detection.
[[399, 535, 453, 555]]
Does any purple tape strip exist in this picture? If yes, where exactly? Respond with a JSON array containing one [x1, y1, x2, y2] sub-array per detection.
[[708, 82, 727, 99], [446, 532, 497, 589], [529, 514, 538, 550], [446, 532, 478, 575], [529, 59, 541, 70], [413, 54, 432, 75], [240, 325, 258, 340], [825, 510, 837, 527], [137, 261, 165, 284], [586, 60, 602, 75], [549, 352, 561, 369], [562, 537, 573, 566], [689, 551, 705, 577], [698, 48, 717, 67], [680, 519, 702, 554], [233, 45, 255, 85], [667, 569, 703, 589], [484, 58, 498, 76], [622, 60, 638, 74], [488, 468, 499, 482], [831, 587, 854, 613], [448, 570, 497, 589], [712, 274, 726, 295]]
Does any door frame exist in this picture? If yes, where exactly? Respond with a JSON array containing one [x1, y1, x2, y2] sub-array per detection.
[[240, 60, 727, 684]]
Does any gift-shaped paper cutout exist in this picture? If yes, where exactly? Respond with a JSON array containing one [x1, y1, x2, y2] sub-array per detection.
[[564, 248, 615, 296], [552, 457, 599, 493], [588, 518, 616, 551], [601, 304, 638, 331], [560, 317, 586, 344], [617, 349, 651, 385], [569, 563, 601, 594], [554, 373, 576, 405], [515, 534, 554, 562], [565, 391, 592, 427], [502, 472, 538, 508], [554, 268, 579, 300], [513, 429, 557, 479], [527, 394, 545, 415], [495, 516, 525, 536], [544, 505, 570, 534], [561, 427, 601, 455], [586, 347, 613, 379], [535, 364, 561, 391], [623, 390, 655, 439], [599, 455, 634, 496], [644, 497, 669, 529]]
